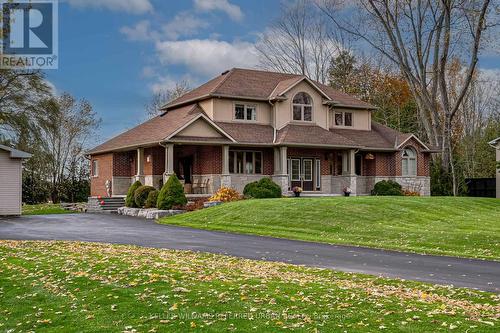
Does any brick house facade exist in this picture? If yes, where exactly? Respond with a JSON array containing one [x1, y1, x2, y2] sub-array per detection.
[[88, 68, 437, 197]]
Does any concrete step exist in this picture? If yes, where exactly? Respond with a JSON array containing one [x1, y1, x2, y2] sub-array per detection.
[[87, 197, 125, 213]]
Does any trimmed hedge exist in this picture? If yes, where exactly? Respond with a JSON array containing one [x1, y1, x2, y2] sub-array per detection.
[[134, 185, 156, 208], [125, 180, 142, 207], [157, 174, 187, 210], [243, 178, 282, 198], [144, 190, 159, 208], [372, 180, 403, 196]]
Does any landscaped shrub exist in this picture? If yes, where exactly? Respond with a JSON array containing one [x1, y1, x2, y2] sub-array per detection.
[[134, 185, 156, 208], [243, 178, 282, 198], [372, 180, 403, 196], [209, 187, 241, 202], [157, 174, 187, 210], [144, 190, 159, 208], [125, 181, 142, 207]]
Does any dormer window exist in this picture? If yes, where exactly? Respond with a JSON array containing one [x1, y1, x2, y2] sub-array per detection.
[[335, 111, 353, 127], [234, 103, 256, 121], [292, 92, 313, 122]]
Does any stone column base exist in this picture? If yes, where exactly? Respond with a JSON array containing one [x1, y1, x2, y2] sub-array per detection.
[[220, 174, 231, 188], [348, 176, 357, 196], [272, 175, 289, 195], [134, 175, 145, 184], [163, 173, 173, 184]]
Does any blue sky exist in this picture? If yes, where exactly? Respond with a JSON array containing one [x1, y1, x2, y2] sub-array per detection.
[[47, 0, 499, 147], [48, 0, 281, 146]]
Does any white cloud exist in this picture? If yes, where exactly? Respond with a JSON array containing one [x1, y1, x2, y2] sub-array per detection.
[[149, 73, 197, 94], [162, 12, 209, 40], [155, 39, 258, 77], [194, 0, 243, 21], [120, 12, 209, 42], [120, 20, 158, 41], [66, 0, 153, 14]]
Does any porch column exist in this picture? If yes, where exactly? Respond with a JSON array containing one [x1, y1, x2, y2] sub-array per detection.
[[280, 146, 288, 175], [163, 144, 174, 183], [135, 147, 145, 183], [348, 149, 357, 196], [221, 145, 231, 188], [349, 149, 356, 176], [273, 148, 281, 174], [271, 146, 289, 195], [342, 151, 349, 175]]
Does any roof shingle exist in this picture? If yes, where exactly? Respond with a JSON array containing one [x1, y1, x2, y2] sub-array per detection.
[[276, 124, 359, 147], [165, 68, 376, 110], [87, 104, 202, 154]]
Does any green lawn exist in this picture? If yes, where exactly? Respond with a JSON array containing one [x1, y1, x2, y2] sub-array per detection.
[[22, 203, 73, 215], [159, 197, 500, 260], [0, 241, 498, 332]]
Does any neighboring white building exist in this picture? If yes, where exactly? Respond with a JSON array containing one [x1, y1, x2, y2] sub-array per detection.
[[0, 145, 31, 215], [489, 137, 500, 199]]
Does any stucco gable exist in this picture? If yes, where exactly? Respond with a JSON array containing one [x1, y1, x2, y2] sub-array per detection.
[[174, 118, 224, 138]]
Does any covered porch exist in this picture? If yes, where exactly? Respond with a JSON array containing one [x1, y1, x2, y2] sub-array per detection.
[[109, 143, 364, 197]]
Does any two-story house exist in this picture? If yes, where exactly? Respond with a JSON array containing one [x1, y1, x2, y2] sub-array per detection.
[[88, 68, 435, 197]]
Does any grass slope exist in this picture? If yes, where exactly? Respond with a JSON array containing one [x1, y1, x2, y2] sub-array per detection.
[[22, 203, 71, 215], [0, 241, 498, 332], [159, 197, 500, 260]]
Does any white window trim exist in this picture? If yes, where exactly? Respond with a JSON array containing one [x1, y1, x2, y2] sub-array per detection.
[[315, 159, 321, 190], [401, 147, 417, 176], [229, 150, 263, 174], [92, 159, 99, 177], [291, 92, 314, 122], [333, 111, 353, 127], [233, 102, 258, 122], [290, 158, 301, 181], [303, 159, 313, 181]]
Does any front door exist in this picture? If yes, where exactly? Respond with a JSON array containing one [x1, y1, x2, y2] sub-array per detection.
[[289, 158, 314, 191], [302, 159, 314, 191], [180, 156, 193, 184]]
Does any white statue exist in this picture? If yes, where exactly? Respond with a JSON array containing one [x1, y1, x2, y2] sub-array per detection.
[[105, 179, 112, 197]]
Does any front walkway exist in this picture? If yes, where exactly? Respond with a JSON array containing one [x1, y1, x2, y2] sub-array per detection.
[[0, 213, 498, 292]]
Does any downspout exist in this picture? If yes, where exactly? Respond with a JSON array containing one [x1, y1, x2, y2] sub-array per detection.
[[269, 99, 277, 143]]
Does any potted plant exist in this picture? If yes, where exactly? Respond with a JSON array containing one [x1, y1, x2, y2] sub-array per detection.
[[343, 187, 352, 197], [292, 186, 303, 197]]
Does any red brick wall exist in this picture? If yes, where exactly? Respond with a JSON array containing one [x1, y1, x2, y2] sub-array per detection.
[[152, 146, 165, 175], [396, 138, 430, 177], [287, 147, 336, 175], [174, 145, 222, 174], [144, 147, 153, 175], [90, 153, 113, 197], [113, 151, 134, 177]]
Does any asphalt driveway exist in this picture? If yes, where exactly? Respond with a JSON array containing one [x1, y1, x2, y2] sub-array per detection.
[[0, 213, 499, 292]]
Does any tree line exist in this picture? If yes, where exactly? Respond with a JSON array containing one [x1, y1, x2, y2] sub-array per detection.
[[254, 0, 500, 196], [0, 69, 100, 204]]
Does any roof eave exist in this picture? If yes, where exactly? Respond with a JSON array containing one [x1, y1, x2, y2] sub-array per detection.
[[325, 101, 378, 110], [86, 141, 161, 155], [488, 137, 500, 148]]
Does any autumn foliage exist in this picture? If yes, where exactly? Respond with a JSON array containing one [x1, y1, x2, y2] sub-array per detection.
[[209, 187, 241, 202]]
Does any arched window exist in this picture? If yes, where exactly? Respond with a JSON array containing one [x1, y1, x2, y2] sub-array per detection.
[[292, 92, 313, 121], [402, 147, 417, 176]]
